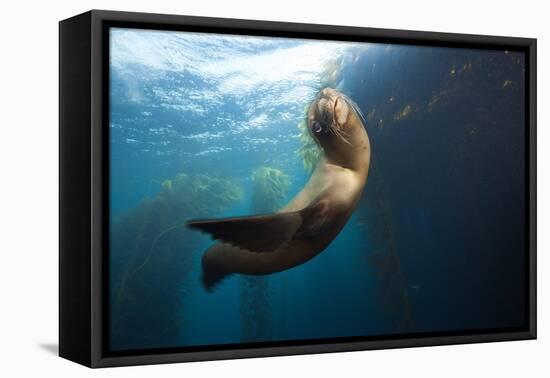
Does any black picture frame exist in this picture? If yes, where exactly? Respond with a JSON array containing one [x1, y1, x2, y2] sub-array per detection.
[[59, 9, 537, 368]]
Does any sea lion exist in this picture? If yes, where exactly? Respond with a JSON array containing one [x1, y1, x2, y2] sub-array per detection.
[[188, 88, 371, 291]]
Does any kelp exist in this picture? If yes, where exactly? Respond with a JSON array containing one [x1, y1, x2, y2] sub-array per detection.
[[240, 166, 291, 342], [240, 274, 273, 342], [359, 165, 414, 330], [319, 56, 344, 88], [250, 166, 291, 211], [159, 173, 243, 216], [110, 173, 242, 350]]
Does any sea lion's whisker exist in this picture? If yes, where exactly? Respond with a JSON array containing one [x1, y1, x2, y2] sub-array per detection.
[[339, 133, 352, 145], [331, 123, 352, 145], [342, 94, 367, 125]]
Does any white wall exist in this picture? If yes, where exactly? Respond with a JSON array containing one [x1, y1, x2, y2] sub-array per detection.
[[1, 0, 546, 376]]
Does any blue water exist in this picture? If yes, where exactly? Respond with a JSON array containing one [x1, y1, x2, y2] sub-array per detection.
[[108, 28, 527, 352]]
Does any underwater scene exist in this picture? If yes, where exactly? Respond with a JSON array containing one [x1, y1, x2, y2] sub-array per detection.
[[109, 27, 527, 352]]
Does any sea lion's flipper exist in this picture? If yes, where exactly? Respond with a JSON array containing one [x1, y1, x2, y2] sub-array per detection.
[[187, 212, 303, 253], [294, 199, 329, 239], [201, 263, 232, 292]]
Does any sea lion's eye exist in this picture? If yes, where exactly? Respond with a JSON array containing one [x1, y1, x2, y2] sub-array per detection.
[[312, 121, 323, 134]]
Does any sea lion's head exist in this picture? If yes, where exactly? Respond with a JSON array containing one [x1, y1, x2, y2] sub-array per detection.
[[307, 88, 370, 170]]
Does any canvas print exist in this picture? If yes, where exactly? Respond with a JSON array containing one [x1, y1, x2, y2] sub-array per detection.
[[108, 27, 527, 352]]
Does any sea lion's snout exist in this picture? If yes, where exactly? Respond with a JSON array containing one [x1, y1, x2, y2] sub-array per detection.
[[309, 88, 351, 140], [316, 88, 339, 117]]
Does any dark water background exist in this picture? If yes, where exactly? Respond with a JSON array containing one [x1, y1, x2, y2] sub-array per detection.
[[108, 28, 526, 351]]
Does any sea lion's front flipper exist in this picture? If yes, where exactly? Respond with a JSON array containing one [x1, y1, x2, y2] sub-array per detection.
[[187, 212, 303, 253]]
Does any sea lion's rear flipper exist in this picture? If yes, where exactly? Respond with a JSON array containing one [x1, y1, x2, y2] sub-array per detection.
[[187, 212, 303, 253]]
